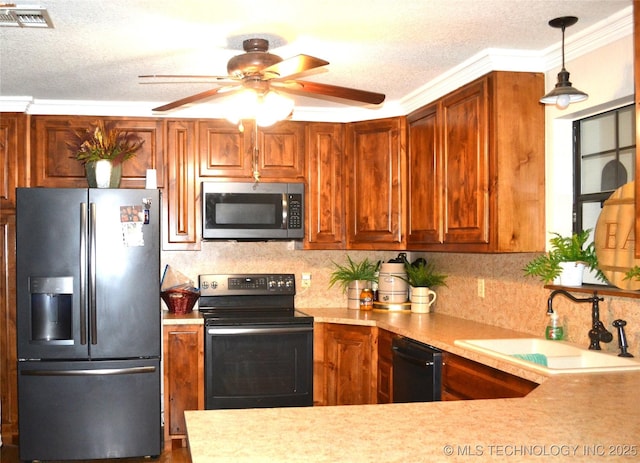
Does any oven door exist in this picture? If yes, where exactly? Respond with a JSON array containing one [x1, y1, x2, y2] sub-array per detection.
[[205, 320, 313, 409]]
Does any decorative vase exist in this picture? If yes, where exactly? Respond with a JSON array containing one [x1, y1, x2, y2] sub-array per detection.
[[557, 261, 586, 287], [85, 160, 122, 188], [409, 286, 437, 314], [347, 280, 371, 310]]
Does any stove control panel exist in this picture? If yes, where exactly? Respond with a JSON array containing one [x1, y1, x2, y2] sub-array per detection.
[[199, 273, 296, 296]]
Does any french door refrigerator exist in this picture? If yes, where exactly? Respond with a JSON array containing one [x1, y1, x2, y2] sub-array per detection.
[[16, 188, 161, 461]]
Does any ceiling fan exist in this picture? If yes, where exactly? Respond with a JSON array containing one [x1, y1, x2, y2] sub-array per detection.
[[140, 38, 386, 113]]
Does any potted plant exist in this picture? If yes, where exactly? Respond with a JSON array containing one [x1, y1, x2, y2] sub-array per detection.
[[67, 120, 144, 188], [523, 229, 604, 285], [329, 255, 379, 310], [402, 259, 447, 313]]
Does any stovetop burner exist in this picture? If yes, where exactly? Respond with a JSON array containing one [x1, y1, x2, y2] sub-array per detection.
[[198, 273, 307, 326]]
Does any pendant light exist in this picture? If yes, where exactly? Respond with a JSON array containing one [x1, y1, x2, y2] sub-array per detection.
[[540, 16, 588, 109]]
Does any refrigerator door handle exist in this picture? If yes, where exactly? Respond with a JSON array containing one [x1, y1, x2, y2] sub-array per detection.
[[80, 202, 88, 345], [89, 202, 98, 345], [20, 366, 157, 376]]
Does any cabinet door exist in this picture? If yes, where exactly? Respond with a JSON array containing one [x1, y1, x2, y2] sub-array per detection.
[[377, 329, 394, 404], [324, 324, 375, 405], [163, 324, 204, 450], [0, 113, 28, 213], [198, 120, 249, 178], [304, 123, 345, 249], [407, 104, 442, 246], [198, 120, 304, 180], [442, 352, 537, 400], [164, 120, 199, 250], [30, 116, 163, 188], [258, 121, 305, 180], [441, 79, 489, 245], [0, 215, 18, 444], [346, 117, 406, 249]]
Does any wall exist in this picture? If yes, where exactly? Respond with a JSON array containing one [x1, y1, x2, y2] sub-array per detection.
[[162, 32, 639, 358]]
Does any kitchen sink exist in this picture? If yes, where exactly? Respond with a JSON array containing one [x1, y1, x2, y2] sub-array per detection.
[[453, 337, 640, 375]]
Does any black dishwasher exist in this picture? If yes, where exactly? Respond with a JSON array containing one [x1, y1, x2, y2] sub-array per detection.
[[392, 337, 442, 403]]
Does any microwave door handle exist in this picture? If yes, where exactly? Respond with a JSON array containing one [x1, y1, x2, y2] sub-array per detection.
[[281, 194, 288, 229]]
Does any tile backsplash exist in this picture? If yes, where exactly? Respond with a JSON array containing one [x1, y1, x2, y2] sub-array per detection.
[[162, 241, 640, 356]]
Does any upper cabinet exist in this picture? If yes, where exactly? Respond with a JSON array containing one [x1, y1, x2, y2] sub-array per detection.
[[30, 115, 164, 189], [303, 123, 345, 249], [346, 117, 407, 249], [198, 120, 304, 181], [407, 71, 545, 252], [165, 120, 199, 250], [0, 113, 28, 213]]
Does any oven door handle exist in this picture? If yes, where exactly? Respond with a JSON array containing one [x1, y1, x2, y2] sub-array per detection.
[[207, 326, 312, 335]]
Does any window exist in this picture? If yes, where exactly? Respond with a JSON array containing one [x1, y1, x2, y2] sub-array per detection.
[[573, 104, 635, 235]]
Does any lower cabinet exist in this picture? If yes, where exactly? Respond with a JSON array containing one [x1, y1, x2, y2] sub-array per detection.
[[314, 323, 538, 406], [442, 351, 538, 400], [377, 329, 395, 404], [162, 323, 204, 450], [314, 323, 377, 406]]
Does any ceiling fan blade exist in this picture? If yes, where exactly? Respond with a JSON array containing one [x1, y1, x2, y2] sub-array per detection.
[[262, 55, 329, 79], [283, 80, 385, 105], [152, 87, 230, 112], [139, 74, 238, 84]]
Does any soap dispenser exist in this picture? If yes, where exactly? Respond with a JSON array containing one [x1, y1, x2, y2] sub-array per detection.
[[545, 311, 564, 340]]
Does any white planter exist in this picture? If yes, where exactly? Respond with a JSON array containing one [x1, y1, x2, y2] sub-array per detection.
[[409, 286, 437, 313], [558, 261, 586, 287], [347, 280, 371, 310]]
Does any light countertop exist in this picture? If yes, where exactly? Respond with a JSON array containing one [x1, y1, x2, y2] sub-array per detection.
[[184, 307, 640, 462]]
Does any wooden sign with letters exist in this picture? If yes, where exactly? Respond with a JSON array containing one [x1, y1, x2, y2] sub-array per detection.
[[595, 181, 640, 290]]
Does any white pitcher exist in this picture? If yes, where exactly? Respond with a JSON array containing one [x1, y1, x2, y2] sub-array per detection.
[[409, 286, 437, 313]]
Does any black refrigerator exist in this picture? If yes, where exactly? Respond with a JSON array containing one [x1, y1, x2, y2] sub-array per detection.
[[16, 188, 162, 461]]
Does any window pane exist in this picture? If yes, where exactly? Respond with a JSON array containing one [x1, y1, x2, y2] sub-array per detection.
[[618, 106, 634, 147], [581, 114, 616, 155], [582, 202, 603, 234], [581, 153, 615, 194]]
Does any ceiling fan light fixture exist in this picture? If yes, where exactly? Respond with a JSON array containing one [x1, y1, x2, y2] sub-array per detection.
[[225, 89, 293, 127], [540, 16, 588, 109]]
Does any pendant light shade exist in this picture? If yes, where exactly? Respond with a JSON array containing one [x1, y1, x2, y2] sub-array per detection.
[[540, 16, 588, 109]]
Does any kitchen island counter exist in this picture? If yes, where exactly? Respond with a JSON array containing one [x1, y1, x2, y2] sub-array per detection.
[[185, 308, 640, 462]]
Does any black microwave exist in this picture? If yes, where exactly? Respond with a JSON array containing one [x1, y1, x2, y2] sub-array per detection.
[[202, 182, 304, 240]]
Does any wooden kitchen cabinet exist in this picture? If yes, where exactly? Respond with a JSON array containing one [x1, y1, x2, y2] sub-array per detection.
[[407, 71, 545, 252], [315, 323, 377, 406], [198, 119, 304, 180], [303, 122, 346, 249], [376, 328, 395, 404], [442, 351, 538, 400], [0, 112, 26, 445], [30, 115, 163, 189], [0, 113, 28, 212], [164, 120, 199, 250], [346, 117, 407, 249], [163, 323, 204, 450], [0, 215, 18, 445]]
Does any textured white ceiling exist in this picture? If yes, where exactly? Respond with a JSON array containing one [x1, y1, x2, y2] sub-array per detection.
[[0, 0, 632, 119]]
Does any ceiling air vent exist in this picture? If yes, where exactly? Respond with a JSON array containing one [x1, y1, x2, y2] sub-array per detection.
[[0, 4, 53, 28]]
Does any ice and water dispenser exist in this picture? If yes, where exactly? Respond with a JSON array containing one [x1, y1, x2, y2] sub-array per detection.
[[29, 276, 73, 343]]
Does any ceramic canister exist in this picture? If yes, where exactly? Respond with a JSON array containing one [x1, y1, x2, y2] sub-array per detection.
[[377, 262, 408, 303]]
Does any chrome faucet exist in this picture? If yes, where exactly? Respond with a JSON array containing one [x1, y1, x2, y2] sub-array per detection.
[[547, 289, 612, 350]]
